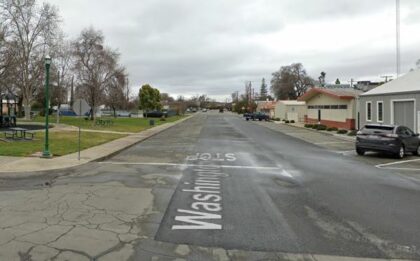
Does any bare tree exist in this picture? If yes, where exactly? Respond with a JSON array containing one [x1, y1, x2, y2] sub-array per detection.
[[50, 36, 73, 124], [104, 69, 127, 117], [0, 19, 8, 84], [2, 0, 60, 119], [271, 63, 314, 100], [72, 27, 119, 120], [0, 12, 17, 95]]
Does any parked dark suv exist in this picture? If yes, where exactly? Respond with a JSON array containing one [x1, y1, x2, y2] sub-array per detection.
[[356, 124, 420, 158]]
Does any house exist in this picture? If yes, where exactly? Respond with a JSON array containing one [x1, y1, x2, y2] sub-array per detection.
[[298, 88, 362, 129], [359, 69, 420, 133], [275, 100, 306, 122], [256, 101, 276, 118]]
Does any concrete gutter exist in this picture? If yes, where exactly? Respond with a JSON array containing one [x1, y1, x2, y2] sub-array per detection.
[[0, 115, 193, 177]]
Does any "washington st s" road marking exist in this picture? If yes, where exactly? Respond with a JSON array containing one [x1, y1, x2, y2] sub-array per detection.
[[172, 154, 235, 230]]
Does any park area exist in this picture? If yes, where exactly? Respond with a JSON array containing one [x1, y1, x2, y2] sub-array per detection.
[[29, 115, 186, 133], [0, 115, 186, 157]]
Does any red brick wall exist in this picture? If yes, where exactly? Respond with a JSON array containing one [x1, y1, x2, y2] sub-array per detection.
[[305, 117, 355, 130]]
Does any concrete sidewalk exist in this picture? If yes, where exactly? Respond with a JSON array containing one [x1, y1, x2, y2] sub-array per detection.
[[283, 121, 356, 141], [0, 116, 192, 176], [253, 120, 356, 153]]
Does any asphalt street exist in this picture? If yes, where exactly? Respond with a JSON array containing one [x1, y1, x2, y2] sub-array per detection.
[[1, 112, 420, 260], [109, 112, 420, 259]]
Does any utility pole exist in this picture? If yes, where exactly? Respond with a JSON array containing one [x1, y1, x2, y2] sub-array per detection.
[[70, 75, 74, 107], [396, 0, 401, 77], [380, 75, 393, 82], [348, 78, 356, 88]]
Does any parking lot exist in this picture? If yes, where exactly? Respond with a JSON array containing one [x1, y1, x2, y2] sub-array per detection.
[[254, 121, 420, 181]]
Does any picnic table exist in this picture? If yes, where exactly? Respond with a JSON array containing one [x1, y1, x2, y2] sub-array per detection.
[[95, 119, 114, 127], [3, 127, 35, 140]]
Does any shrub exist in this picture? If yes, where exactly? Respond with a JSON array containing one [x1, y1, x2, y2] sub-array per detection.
[[285, 120, 290, 124], [311, 125, 319, 129], [274, 118, 281, 121], [348, 130, 357, 136], [290, 120, 295, 124], [304, 124, 313, 128], [337, 129, 348, 134], [316, 124, 327, 131], [327, 127, 338, 132]]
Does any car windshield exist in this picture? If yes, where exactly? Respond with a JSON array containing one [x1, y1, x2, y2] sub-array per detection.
[[362, 125, 395, 134]]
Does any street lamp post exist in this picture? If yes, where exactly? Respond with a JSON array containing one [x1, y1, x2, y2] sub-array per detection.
[[42, 55, 52, 158]]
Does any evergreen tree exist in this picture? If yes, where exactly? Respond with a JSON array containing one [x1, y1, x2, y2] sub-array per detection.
[[319, 72, 326, 87], [335, 78, 341, 85], [260, 78, 268, 100]]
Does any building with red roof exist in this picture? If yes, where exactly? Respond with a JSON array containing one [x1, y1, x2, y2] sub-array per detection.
[[298, 87, 362, 130]]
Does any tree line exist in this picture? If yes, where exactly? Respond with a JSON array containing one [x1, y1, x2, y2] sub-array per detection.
[[0, 0, 132, 120], [233, 63, 321, 113], [262, 58, 420, 103]]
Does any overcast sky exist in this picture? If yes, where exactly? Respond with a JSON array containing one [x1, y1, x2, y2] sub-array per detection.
[[48, 0, 420, 101]]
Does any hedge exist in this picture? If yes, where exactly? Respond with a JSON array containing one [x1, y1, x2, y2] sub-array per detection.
[[327, 127, 338, 132], [337, 129, 348, 134], [316, 124, 327, 131]]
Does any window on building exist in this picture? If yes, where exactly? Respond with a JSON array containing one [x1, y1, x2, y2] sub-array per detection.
[[377, 101, 383, 122], [308, 104, 348, 110], [366, 102, 372, 121]]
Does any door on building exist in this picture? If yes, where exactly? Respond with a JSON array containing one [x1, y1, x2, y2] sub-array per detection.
[[318, 110, 321, 123], [393, 101, 415, 131]]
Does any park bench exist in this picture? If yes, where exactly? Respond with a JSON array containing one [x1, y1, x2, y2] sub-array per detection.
[[24, 131, 36, 140], [3, 131, 15, 139]]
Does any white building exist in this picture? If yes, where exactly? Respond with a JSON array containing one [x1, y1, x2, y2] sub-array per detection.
[[275, 100, 306, 122]]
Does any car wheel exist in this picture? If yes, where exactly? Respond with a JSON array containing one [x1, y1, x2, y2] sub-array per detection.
[[396, 145, 405, 159], [356, 148, 365, 156]]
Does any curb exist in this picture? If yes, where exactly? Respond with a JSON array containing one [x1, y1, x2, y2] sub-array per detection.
[[0, 115, 193, 177]]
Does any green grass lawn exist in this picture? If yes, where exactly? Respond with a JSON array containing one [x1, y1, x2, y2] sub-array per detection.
[[0, 131, 126, 157], [26, 115, 186, 133]]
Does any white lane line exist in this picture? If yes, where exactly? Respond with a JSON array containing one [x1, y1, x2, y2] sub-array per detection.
[[376, 158, 420, 168], [377, 167, 420, 172], [100, 161, 282, 170], [314, 141, 353, 145], [281, 170, 293, 178]]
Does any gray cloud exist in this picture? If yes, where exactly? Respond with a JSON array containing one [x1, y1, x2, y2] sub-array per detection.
[[48, 0, 420, 100]]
